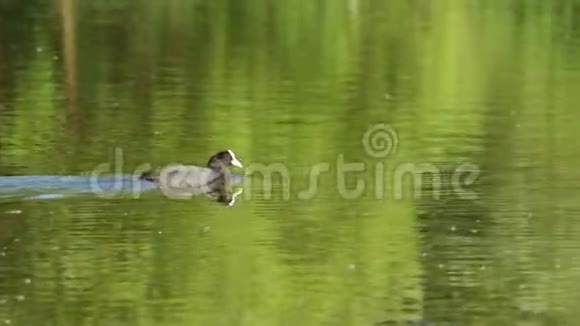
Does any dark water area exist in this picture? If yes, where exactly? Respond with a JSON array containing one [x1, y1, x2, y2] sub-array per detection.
[[1, 1, 580, 325]]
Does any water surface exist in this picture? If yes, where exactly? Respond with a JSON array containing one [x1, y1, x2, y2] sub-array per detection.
[[1, 1, 580, 325]]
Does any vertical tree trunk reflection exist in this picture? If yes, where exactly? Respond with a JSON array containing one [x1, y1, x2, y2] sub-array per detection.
[[59, 0, 78, 113]]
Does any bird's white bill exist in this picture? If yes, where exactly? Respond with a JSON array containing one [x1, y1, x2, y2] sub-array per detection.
[[228, 149, 243, 168]]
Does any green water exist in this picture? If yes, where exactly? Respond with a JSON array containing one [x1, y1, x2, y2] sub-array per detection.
[[1, 0, 580, 325]]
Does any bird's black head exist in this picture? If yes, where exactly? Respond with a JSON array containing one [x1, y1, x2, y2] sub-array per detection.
[[207, 149, 243, 171]]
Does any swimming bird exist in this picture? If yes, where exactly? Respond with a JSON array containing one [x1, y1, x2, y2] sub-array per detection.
[[140, 149, 244, 205]]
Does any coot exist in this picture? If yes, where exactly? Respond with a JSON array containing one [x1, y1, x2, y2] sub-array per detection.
[[140, 149, 244, 204]]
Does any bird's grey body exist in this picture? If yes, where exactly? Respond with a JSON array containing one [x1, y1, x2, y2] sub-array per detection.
[[139, 150, 244, 205], [157, 164, 228, 198]]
